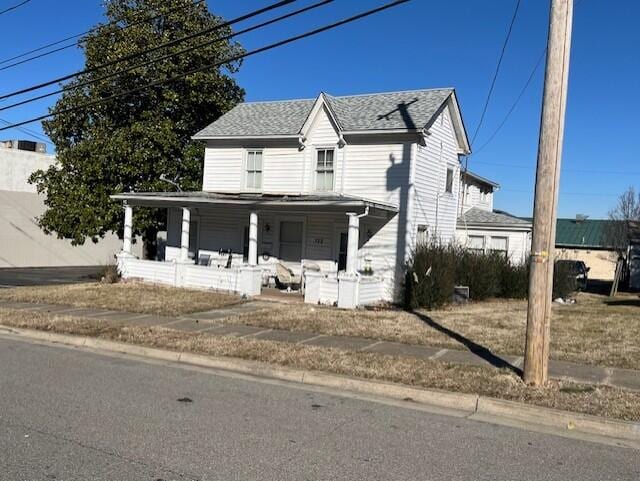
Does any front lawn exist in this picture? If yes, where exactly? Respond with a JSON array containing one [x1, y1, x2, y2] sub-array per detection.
[[0, 282, 242, 316], [219, 292, 640, 370]]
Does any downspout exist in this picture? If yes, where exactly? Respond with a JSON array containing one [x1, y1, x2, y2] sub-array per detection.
[[299, 134, 307, 193], [339, 133, 347, 194]]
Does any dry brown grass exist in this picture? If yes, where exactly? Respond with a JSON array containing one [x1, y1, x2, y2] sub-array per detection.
[[0, 306, 638, 422], [0, 282, 242, 316], [220, 292, 640, 370]]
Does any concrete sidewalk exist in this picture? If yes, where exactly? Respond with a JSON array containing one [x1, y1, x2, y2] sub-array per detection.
[[1, 299, 638, 391]]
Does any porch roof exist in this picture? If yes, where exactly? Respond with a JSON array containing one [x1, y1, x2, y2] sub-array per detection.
[[111, 191, 399, 214]]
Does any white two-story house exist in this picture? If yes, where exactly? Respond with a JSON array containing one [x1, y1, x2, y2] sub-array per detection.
[[113, 88, 470, 307]]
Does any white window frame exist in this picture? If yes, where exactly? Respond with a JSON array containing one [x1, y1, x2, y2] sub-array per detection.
[[489, 236, 509, 257], [467, 235, 485, 254], [244, 149, 263, 191], [314, 147, 335, 192]]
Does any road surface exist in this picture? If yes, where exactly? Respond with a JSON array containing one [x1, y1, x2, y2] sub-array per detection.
[[0, 266, 102, 287], [0, 336, 637, 480]]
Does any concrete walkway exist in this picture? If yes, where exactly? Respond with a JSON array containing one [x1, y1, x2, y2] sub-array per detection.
[[1, 300, 638, 392]]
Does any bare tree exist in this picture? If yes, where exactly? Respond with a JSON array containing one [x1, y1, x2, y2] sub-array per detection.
[[606, 186, 640, 258]]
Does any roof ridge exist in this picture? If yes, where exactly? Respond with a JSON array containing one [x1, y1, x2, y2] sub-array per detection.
[[239, 97, 316, 105], [331, 87, 454, 99]]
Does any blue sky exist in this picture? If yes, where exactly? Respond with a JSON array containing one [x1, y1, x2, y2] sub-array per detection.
[[0, 0, 638, 218]]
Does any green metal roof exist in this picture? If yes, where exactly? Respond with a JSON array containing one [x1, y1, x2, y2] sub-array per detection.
[[523, 217, 612, 249], [555, 219, 614, 248], [520, 218, 617, 248]]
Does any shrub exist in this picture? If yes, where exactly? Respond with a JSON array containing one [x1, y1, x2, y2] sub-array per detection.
[[456, 250, 505, 300], [499, 261, 529, 299], [552, 260, 577, 299], [405, 242, 456, 310], [99, 264, 120, 284]]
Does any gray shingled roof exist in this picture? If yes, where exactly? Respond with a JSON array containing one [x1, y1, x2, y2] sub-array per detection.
[[459, 207, 531, 227], [193, 89, 453, 138]]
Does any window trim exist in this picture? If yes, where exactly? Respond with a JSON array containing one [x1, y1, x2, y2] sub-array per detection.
[[244, 149, 263, 192], [314, 147, 336, 192]]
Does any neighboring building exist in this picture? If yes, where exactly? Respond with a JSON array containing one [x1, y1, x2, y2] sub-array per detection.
[[456, 170, 532, 264], [554, 217, 619, 281], [112, 88, 471, 307], [0, 143, 137, 268]]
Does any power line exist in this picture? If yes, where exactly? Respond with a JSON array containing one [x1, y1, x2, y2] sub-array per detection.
[[0, 0, 334, 114], [472, 0, 588, 155], [0, 0, 296, 102], [474, 160, 640, 176], [472, 49, 546, 155], [0, 0, 31, 17], [0, 0, 207, 72], [470, 0, 522, 146], [0, 0, 411, 133], [0, 117, 52, 145]]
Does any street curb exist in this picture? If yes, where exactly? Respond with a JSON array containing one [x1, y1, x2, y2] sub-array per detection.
[[1, 324, 638, 448]]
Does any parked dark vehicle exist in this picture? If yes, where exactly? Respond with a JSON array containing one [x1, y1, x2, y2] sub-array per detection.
[[556, 260, 589, 290]]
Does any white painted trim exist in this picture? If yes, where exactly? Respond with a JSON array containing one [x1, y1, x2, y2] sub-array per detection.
[[312, 146, 337, 193], [242, 148, 264, 193]]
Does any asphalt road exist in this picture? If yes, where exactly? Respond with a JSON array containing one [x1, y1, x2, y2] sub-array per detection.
[[0, 266, 102, 287], [0, 337, 638, 481]]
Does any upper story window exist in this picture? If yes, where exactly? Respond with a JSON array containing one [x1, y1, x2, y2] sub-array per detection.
[[245, 150, 262, 190], [316, 148, 334, 191], [445, 167, 454, 194]]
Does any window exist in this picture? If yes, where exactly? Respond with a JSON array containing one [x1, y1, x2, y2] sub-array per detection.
[[279, 221, 303, 262], [445, 167, 454, 193], [489, 236, 508, 257], [417, 225, 429, 245], [316, 149, 334, 191], [245, 150, 262, 190], [468, 235, 485, 254]]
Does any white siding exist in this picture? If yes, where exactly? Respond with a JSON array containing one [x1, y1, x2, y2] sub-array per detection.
[[202, 146, 244, 192], [411, 106, 461, 245], [460, 180, 493, 213], [455, 227, 531, 264]]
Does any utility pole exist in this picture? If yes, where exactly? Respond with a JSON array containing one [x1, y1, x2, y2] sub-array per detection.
[[524, 0, 574, 386]]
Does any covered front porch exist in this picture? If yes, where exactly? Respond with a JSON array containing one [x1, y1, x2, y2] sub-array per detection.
[[111, 191, 398, 308]]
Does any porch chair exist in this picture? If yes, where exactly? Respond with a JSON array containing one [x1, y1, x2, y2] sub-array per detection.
[[275, 262, 301, 292], [197, 254, 211, 266]]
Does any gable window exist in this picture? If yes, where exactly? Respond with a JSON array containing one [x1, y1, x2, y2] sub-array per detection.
[[245, 150, 262, 190], [445, 167, 454, 194], [316, 148, 334, 191]]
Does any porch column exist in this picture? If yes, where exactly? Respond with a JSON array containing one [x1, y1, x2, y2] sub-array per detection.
[[123, 203, 133, 255], [345, 213, 360, 275], [248, 211, 258, 266], [180, 207, 191, 262]]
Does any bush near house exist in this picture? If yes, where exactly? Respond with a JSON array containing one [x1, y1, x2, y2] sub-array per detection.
[[405, 242, 577, 309]]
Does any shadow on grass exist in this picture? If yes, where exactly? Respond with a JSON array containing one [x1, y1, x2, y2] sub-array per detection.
[[605, 298, 640, 307], [413, 310, 523, 376]]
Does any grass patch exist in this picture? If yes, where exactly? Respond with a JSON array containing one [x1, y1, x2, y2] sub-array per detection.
[[0, 282, 242, 316], [0, 307, 638, 422], [218, 292, 640, 370]]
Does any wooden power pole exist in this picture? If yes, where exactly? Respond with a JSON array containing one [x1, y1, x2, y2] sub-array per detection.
[[524, 0, 574, 386]]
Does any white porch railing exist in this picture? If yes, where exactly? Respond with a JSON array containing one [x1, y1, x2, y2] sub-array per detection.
[[117, 255, 261, 296], [304, 271, 385, 308]]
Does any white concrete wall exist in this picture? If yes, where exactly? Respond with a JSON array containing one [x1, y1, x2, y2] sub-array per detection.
[[0, 147, 54, 193], [0, 147, 142, 267]]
